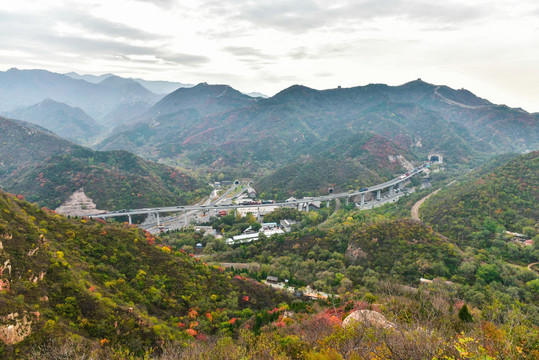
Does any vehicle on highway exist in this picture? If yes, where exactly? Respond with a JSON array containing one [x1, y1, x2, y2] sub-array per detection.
[[359, 187, 368, 192]]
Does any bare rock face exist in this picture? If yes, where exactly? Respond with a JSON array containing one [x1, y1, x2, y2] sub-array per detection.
[[0, 312, 33, 345], [342, 310, 395, 330], [344, 243, 367, 264], [55, 188, 105, 216]]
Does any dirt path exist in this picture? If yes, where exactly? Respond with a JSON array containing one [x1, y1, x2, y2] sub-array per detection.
[[411, 189, 441, 221], [528, 262, 539, 272]]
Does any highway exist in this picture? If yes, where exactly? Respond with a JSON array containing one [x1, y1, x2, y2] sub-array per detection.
[[88, 162, 433, 224]]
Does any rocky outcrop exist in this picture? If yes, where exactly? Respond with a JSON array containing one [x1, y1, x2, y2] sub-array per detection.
[[55, 188, 105, 216], [0, 312, 33, 345], [342, 310, 395, 330]]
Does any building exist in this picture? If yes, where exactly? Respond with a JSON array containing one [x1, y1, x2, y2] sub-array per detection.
[[226, 227, 284, 245], [246, 186, 256, 198], [280, 219, 298, 232]]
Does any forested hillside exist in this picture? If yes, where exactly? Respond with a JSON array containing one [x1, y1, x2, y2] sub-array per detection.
[[254, 133, 411, 198], [0, 190, 291, 358], [3, 147, 209, 211], [98, 80, 537, 173], [422, 151, 538, 247], [0, 117, 209, 210]]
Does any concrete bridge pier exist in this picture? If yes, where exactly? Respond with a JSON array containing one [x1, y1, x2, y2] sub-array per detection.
[[156, 212, 160, 226], [389, 186, 394, 196], [376, 190, 381, 201], [326, 200, 330, 208], [128, 214, 132, 225], [306, 203, 310, 212], [183, 210, 187, 226], [345, 197, 349, 205], [360, 194, 365, 206], [398, 181, 403, 189]]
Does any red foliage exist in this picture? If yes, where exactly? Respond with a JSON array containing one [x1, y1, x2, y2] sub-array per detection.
[[242, 295, 250, 302], [195, 333, 207, 341], [229, 318, 237, 325], [185, 328, 197, 337], [16, 194, 25, 201]]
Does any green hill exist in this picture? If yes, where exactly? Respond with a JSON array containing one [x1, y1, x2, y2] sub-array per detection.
[[0, 117, 75, 180], [421, 151, 538, 247], [0, 117, 209, 211], [0, 190, 291, 358]]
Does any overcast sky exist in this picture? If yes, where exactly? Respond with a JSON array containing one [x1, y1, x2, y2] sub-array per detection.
[[1, 0, 538, 111]]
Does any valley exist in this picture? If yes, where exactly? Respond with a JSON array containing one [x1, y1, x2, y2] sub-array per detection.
[[0, 69, 537, 359]]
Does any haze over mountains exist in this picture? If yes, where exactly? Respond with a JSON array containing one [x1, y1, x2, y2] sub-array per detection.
[[98, 79, 537, 174], [0, 68, 161, 122], [3, 99, 102, 145], [1, 68, 537, 198]]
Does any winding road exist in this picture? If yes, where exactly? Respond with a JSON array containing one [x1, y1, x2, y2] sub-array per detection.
[[411, 189, 440, 221]]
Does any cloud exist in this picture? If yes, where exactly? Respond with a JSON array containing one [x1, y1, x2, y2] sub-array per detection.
[[288, 47, 310, 60], [200, 0, 490, 34], [156, 52, 210, 66], [223, 46, 267, 58], [69, 14, 165, 41]]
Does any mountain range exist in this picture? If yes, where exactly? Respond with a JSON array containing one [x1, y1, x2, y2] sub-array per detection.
[[95, 80, 537, 196], [64, 71, 192, 94], [1, 69, 537, 198], [0, 68, 161, 121]]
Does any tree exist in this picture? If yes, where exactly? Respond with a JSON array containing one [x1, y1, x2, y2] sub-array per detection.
[[251, 222, 262, 232], [458, 304, 473, 323], [476, 264, 501, 284]]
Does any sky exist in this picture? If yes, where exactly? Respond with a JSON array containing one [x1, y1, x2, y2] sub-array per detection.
[[0, 0, 538, 112]]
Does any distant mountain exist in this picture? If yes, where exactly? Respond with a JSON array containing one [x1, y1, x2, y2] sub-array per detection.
[[148, 82, 259, 117], [98, 75, 161, 101], [3, 99, 102, 145], [133, 78, 192, 94], [0, 68, 160, 120], [0, 117, 209, 210], [100, 100, 152, 128], [63, 71, 114, 83], [245, 91, 269, 98], [65, 71, 192, 94], [97, 80, 538, 184]]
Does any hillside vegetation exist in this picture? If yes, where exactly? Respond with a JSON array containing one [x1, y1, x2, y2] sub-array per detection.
[[0, 117, 209, 211], [0, 190, 291, 358], [422, 151, 538, 247], [98, 80, 538, 173]]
